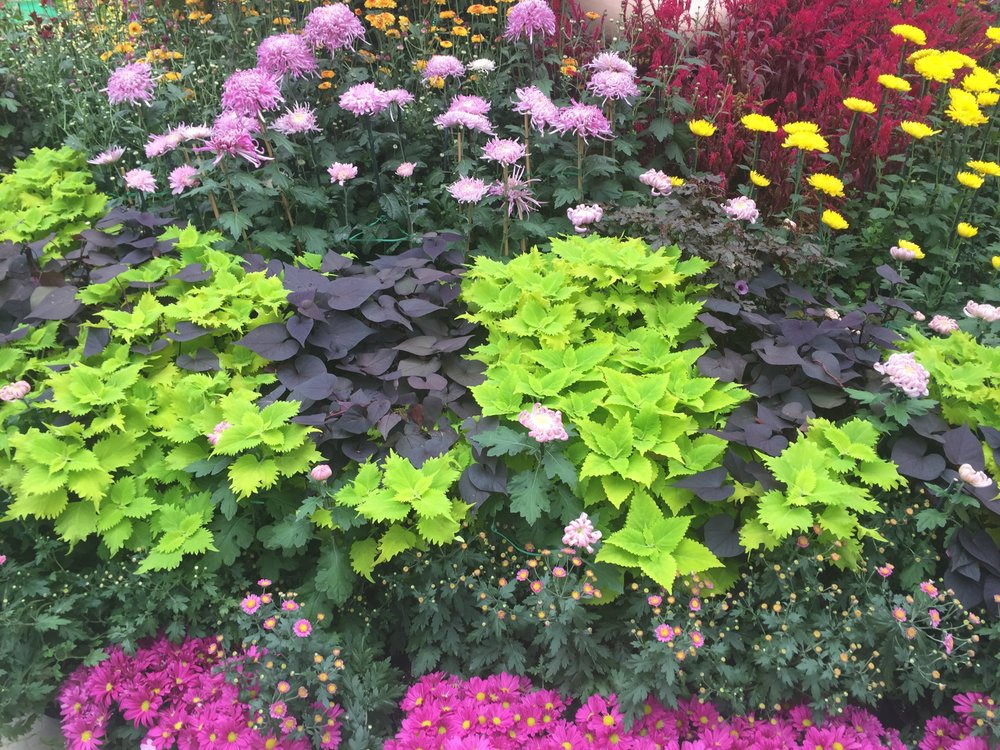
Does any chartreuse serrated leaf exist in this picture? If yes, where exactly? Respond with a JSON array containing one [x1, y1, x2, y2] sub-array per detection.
[[335, 462, 383, 508], [54, 502, 98, 544], [351, 538, 379, 580], [228, 454, 280, 498], [376, 524, 418, 565], [673, 538, 722, 575], [416, 513, 461, 545], [739, 517, 780, 551], [757, 490, 814, 536]]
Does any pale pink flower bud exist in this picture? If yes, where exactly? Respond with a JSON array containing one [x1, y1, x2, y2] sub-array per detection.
[[824, 308, 841, 320], [890, 245, 918, 261], [913, 310, 926, 321], [311, 464, 333, 481], [395, 162, 415, 178], [0, 380, 30, 401], [566, 203, 603, 233], [958, 463, 992, 488]]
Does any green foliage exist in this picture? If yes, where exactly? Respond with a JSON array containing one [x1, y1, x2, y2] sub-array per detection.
[[0, 147, 107, 256], [0, 225, 320, 571], [902, 328, 1000, 430], [461, 235, 750, 588], [738, 418, 903, 561], [318, 446, 472, 581]]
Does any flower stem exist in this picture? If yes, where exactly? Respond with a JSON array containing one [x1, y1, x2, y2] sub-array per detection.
[[576, 136, 584, 195]]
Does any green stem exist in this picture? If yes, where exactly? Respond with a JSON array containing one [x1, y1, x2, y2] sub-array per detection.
[[577, 136, 584, 196]]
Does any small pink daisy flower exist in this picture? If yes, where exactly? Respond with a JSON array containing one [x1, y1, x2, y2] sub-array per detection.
[[240, 594, 262, 615], [690, 631, 705, 648], [877, 563, 894, 578], [258, 578, 272, 587], [293, 619, 312, 637], [281, 600, 300, 611], [263, 616, 278, 630], [892, 607, 907, 623], [920, 581, 940, 598], [530, 580, 544, 593], [648, 594, 663, 607], [654, 624, 674, 643]]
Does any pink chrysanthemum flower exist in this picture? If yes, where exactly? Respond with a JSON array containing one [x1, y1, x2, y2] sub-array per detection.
[[722, 195, 760, 222], [293, 618, 312, 637], [422, 55, 466, 81], [958, 463, 993, 488], [586, 70, 640, 102], [920, 581, 939, 598], [489, 165, 540, 218], [943, 633, 954, 654], [144, 130, 183, 158], [963, 300, 1000, 322], [877, 562, 894, 578], [0, 380, 31, 401], [503, 0, 556, 43], [928, 608, 942, 627], [385, 88, 415, 108], [434, 109, 495, 134], [195, 112, 271, 168], [552, 101, 613, 141], [647, 594, 662, 607], [303, 4, 366, 52], [928, 315, 959, 335], [263, 616, 278, 630], [88, 146, 125, 165], [104, 62, 155, 105], [396, 162, 415, 178], [269, 701, 288, 719], [587, 51, 637, 75], [339, 82, 391, 117], [654, 624, 674, 642], [512, 86, 559, 130], [566, 203, 602, 234], [640, 168, 672, 196], [873, 352, 930, 398], [890, 244, 921, 261], [449, 94, 491, 115], [689, 597, 701, 612], [562, 512, 601, 552], [690, 631, 705, 648], [447, 176, 489, 204], [221, 68, 284, 117], [281, 599, 300, 611], [240, 594, 262, 614], [168, 164, 199, 195], [257, 33, 318, 79], [124, 168, 156, 193], [481, 137, 526, 165], [892, 606, 907, 622], [328, 162, 358, 186], [272, 104, 321, 135], [519, 404, 568, 442]]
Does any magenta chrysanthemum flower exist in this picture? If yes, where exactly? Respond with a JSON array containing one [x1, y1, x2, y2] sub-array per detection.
[[654, 623, 674, 643], [586, 70, 639, 102], [449, 94, 491, 115], [919, 581, 940, 598], [124, 168, 156, 193], [928, 314, 959, 334], [512, 85, 559, 131], [481, 137, 525, 165], [168, 164, 199, 195], [566, 203, 602, 233], [503, 0, 556, 43], [293, 618, 312, 637], [104, 62, 155, 105], [396, 162, 415, 178], [551, 101, 613, 141], [303, 4, 366, 52], [385, 88, 415, 107], [873, 352, 930, 398], [639, 168, 672, 196], [434, 110, 495, 134], [877, 562, 894, 578], [272, 104, 320, 135], [0, 380, 30, 401], [328, 162, 358, 185], [240, 594, 262, 615], [518, 402, 568, 442], [447, 176, 489, 204], [422, 54, 465, 81], [562, 512, 601, 551], [221, 68, 284, 117], [257, 33, 318, 79], [339, 82, 391, 116], [195, 112, 270, 168], [489, 165, 539, 218], [87, 146, 125, 165], [586, 51, 637, 75], [722, 195, 759, 222]]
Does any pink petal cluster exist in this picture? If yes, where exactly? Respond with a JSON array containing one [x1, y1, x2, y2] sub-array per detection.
[[639, 168, 673, 196], [586, 51, 637, 75], [311, 464, 333, 481], [958, 463, 993, 488], [562, 512, 602, 552], [339, 82, 391, 117], [422, 54, 466, 81], [168, 164, 199, 195], [0, 380, 30, 401], [272, 104, 321, 135], [873, 352, 930, 398], [551, 101, 613, 141], [566, 203, 603, 233], [435, 95, 495, 133], [257, 33, 318, 79], [104, 62, 155, 105], [87, 146, 125, 165], [512, 86, 559, 130], [489, 165, 540, 218], [395, 162, 416, 178], [447, 176, 490, 204], [303, 3, 366, 52], [384, 88, 415, 108], [221, 68, 284, 117], [963, 300, 1000, 322], [928, 315, 959, 335], [517, 402, 568, 442], [503, 0, 557, 43], [328, 162, 358, 186], [722, 195, 760, 223], [195, 111, 271, 168], [890, 244, 921, 261], [123, 168, 156, 194], [586, 70, 640, 102], [481, 137, 526, 165], [207, 420, 232, 446]]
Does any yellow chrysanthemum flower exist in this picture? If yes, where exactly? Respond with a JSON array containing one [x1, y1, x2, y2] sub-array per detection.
[[957, 222, 978, 238], [689, 119, 718, 137], [163, 71, 182, 82], [822, 210, 849, 231], [128, 21, 143, 35], [670, 176, 685, 187], [783, 121, 820, 134], [843, 97, 877, 114], [781, 132, 830, 153], [940, 50, 976, 68], [451, 25, 469, 35], [584, 10, 600, 19], [318, 81, 332, 90], [967, 160, 1000, 176], [471, 34, 484, 42], [978, 92, 1000, 106], [438, 39, 454, 48], [807, 173, 846, 197], [913, 54, 959, 83], [878, 74, 911, 92], [428, 75, 446, 88], [439, 9, 456, 18], [946, 88, 989, 126], [899, 121, 941, 138], [907, 48, 937, 63], [957, 171, 985, 189], [891, 24, 926, 46], [962, 67, 999, 94], [993, 256, 1000, 270], [750, 170, 771, 187], [741, 113, 778, 132], [988, 27, 1000, 45]]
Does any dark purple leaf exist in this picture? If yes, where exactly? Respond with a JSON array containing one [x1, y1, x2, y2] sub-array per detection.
[[177, 348, 220, 372], [394, 336, 438, 356], [89, 264, 129, 284], [702, 297, 740, 315], [890, 436, 945, 480], [326, 276, 383, 311], [169, 263, 212, 282], [943, 426, 984, 467], [236, 323, 300, 361], [27, 286, 81, 321], [398, 298, 444, 317], [703, 514, 744, 557], [165, 322, 211, 342], [754, 340, 803, 366], [320, 315, 376, 357], [408, 373, 449, 391], [875, 264, 905, 285], [671, 467, 733, 502], [286, 314, 315, 346], [698, 312, 735, 334], [83, 327, 111, 358], [697, 349, 746, 382], [321, 252, 353, 273], [132, 339, 169, 356], [350, 349, 397, 376]]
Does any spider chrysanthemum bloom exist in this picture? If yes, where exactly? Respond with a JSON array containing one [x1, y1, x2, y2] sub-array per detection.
[[891, 23, 927, 46], [503, 0, 556, 43], [586, 70, 639, 102], [512, 85, 558, 130], [807, 173, 845, 197], [124, 168, 156, 193], [447, 175, 490, 203], [566, 203, 602, 233], [551, 101, 612, 141], [877, 74, 911, 92], [449, 94, 491, 115], [899, 121, 941, 138], [481, 137, 525, 165], [88, 146, 125, 165], [843, 97, 876, 114], [740, 113, 778, 132], [722, 196, 759, 222], [257, 33, 318, 79], [489, 165, 540, 218], [781, 131, 829, 152], [821, 209, 848, 230], [339, 82, 391, 116], [586, 51, 636, 76], [195, 111, 270, 168], [422, 54, 465, 81], [873, 352, 930, 398], [327, 162, 358, 185], [304, 4, 366, 52], [104, 62, 155, 105], [168, 164, 199, 195], [272, 103, 320, 135], [221, 68, 284, 117]]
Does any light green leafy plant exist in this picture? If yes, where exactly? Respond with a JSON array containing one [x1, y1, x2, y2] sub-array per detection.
[[461, 235, 751, 589]]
